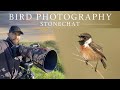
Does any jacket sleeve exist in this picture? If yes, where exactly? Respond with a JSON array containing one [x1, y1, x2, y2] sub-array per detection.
[[0, 40, 20, 79]]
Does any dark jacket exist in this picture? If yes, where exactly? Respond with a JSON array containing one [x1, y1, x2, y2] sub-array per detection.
[[0, 38, 21, 79]]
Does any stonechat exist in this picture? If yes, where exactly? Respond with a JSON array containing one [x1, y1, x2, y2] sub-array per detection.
[[78, 33, 107, 71]]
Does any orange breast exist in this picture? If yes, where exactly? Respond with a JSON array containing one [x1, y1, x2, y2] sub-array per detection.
[[80, 46, 101, 61]]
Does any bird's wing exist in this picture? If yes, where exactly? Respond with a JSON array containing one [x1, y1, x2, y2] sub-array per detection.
[[89, 42, 107, 60], [90, 42, 103, 52]]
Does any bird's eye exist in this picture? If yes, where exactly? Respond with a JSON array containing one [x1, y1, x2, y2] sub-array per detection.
[[81, 36, 86, 39]]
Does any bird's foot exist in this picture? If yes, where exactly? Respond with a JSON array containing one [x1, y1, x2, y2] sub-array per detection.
[[85, 61, 88, 65], [95, 68, 97, 72]]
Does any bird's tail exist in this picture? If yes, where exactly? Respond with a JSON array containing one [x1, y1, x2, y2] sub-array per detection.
[[101, 59, 107, 69]]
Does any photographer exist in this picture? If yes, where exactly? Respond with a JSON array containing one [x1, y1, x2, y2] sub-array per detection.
[[0, 26, 24, 79], [0, 26, 57, 79]]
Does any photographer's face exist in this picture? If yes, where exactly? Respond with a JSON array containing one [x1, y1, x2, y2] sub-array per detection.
[[8, 32, 21, 45]]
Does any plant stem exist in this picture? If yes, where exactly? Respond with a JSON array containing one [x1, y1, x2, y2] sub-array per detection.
[[73, 45, 105, 79]]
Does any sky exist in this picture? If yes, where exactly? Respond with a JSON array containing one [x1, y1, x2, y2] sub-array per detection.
[[0, 11, 48, 27], [0, 11, 55, 42]]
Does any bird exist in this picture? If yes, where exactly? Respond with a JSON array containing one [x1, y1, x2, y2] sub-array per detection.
[[78, 33, 107, 72]]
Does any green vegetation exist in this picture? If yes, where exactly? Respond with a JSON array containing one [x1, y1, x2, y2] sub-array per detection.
[[20, 40, 65, 79], [31, 66, 65, 79]]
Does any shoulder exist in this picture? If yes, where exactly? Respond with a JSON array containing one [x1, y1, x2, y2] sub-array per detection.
[[0, 40, 7, 44], [0, 40, 5, 44], [0, 40, 8, 49]]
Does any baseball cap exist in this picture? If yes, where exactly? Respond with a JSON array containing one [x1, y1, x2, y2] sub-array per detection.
[[9, 26, 24, 35]]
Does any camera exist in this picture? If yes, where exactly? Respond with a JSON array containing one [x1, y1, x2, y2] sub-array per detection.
[[14, 43, 58, 79]]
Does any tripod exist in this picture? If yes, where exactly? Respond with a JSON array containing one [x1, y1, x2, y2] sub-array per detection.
[[20, 61, 35, 79]]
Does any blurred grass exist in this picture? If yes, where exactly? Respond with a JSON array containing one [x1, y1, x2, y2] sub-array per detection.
[[20, 40, 65, 79], [31, 66, 65, 79]]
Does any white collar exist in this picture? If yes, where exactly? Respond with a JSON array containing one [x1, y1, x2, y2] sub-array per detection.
[[84, 38, 92, 47]]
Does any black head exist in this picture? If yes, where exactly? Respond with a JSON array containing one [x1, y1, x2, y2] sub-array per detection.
[[78, 33, 92, 45]]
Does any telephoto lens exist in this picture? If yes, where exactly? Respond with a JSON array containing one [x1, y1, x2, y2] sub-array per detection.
[[19, 45, 57, 73]]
